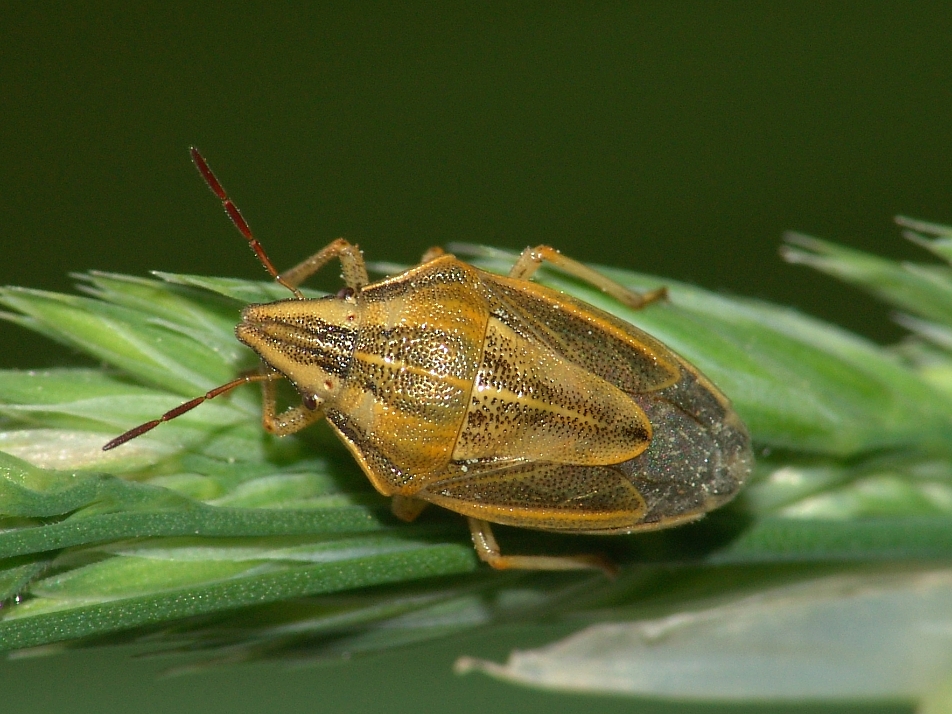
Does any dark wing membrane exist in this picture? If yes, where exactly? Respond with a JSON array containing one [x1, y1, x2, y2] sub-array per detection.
[[619, 372, 753, 525], [480, 274, 681, 395], [418, 460, 647, 532]]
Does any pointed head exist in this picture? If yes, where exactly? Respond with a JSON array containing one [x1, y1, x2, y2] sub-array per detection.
[[236, 297, 359, 404]]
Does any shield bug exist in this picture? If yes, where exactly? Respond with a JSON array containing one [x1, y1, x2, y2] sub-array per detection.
[[105, 148, 753, 576]]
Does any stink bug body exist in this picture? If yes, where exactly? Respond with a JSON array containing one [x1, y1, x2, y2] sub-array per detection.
[[105, 149, 753, 575]]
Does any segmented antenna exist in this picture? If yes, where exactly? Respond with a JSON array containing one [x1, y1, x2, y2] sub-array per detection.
[[103, 373, 273, 450], [189, 147, 304, 299], [103, 149, 297, 451]]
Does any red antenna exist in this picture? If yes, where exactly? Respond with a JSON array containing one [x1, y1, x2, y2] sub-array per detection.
[[190, 147, 304, 299], [103, 373, 275, 451], [103, 148, 301, 451]]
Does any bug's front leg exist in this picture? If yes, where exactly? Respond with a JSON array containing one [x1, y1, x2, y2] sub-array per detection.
[[278, 238, 370, 290], [259, 372, 325, 436], [467, 518, 618, 578], [509, 245, 667, 310]]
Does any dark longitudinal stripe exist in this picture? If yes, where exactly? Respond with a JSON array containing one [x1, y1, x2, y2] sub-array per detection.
[[256, 317, 358, 378]]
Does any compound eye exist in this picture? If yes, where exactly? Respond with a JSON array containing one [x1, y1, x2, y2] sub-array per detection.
[[336, 286, 356, 300], [302, 394, 318, 411]]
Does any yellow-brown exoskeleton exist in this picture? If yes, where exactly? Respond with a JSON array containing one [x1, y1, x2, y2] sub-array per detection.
[[105, 149, 753, 576]]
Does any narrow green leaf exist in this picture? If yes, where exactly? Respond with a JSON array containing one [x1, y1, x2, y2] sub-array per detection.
[[0, 369, 149, 405], [152, 272, 322, 303], [76, 272, 240, 354], [0, 507, 388, 561], [0, 428, 173, 473], [783, 231, 952, 327], [0, 288, 234, 395], [709, 516, 952, 563], [0, 544, 476, 651], [0, 560, 50, 602], [896, 214, 952, 263], [0, 452, 386, 559]]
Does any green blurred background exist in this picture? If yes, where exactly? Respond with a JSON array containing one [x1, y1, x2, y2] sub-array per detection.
[[1, 3, 946, 712]]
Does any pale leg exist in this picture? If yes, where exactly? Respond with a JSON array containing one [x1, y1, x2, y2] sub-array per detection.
[[509, 245, 666, 310], [468, 518, 617, 578], [278, 238, 370, 290], [259, 372, 325, 436]]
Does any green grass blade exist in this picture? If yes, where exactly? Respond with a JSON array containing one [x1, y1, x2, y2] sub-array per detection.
[[0, 288, 235, 395], [783, 231, 952, 327], [0, 544, 475, 651]]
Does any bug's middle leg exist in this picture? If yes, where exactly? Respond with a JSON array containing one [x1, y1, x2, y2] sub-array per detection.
[[467, 518, 618, 578], [278, 238, 369, 290], [509, 245, 667, 310]]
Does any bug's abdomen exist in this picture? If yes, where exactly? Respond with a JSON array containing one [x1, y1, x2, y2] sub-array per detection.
[[452, 317, 653, 466]]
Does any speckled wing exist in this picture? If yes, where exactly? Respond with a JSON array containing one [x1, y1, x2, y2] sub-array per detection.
[[466, 269, 752, 533], [418, 461, 647, 532], [478, 273, 682, 395], [450, 315, 656, 466]]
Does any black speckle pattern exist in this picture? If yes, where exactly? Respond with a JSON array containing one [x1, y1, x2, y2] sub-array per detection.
[[455, 320, 651, 464], [237, 297, 357, 379]]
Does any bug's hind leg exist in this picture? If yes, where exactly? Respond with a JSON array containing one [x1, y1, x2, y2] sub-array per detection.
[[509, 245, 666, 310], [467, 518, 617, 578]]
